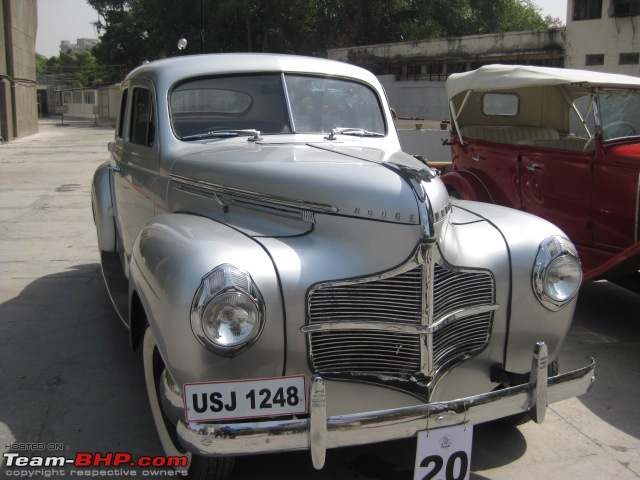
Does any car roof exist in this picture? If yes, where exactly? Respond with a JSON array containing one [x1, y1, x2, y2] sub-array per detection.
[[446, 64, 640, 100], [126, 53, 379, 88]]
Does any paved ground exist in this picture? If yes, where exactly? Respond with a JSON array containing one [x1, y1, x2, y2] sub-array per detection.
[[0, 120, 638, 479]]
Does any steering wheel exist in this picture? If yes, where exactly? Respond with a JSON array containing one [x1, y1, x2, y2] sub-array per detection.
[[602, 121, 636, 137]]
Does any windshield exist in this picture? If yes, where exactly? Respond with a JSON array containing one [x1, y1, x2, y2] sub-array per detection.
[[170, 74, 386, 140], [598, 89, 640, 141]]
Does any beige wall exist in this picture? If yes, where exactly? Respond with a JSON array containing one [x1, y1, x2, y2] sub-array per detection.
[[0, 0, 38, 141], [565, 0, 640, 76]]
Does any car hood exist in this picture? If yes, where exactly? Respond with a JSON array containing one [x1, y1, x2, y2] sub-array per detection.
[[170, 141, 438, 225]]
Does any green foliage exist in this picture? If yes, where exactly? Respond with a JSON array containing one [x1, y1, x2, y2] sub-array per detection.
[[35, 53, 49, 76], [36, 51, 114, 88], [85, 0, 560, 71]]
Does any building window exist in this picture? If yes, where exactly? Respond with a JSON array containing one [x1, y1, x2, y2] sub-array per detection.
[[608, 0, 640, 17], [63, 92, 71, 104], [447, 63, 467, 75], [386, 66, 402, 78], [573, 0, 603, 20], [585, 54, 605, 65], [619, 53, 640, 64], [73, 91, 82, 104], [84, 91, 95, 104]]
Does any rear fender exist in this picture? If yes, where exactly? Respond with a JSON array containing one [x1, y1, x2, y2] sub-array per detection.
[[128, 213, 285, 386], [91, 162, 117, 252], [441, 170, 494, 203]]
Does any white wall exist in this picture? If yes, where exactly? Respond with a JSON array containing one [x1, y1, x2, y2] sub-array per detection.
[[397, 128, 451, 163], [379, 75, 449, 121]]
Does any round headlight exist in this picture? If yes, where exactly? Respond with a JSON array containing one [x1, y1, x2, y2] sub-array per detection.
[[191, 264, 265, 356], [533, 236, 582, 311], [202, 292, 261, 348], [543, 255, 582, 303]]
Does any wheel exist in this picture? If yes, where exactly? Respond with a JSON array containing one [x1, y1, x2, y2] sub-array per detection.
[[491, 359, 559, 428], [143, 327, 235, 480]]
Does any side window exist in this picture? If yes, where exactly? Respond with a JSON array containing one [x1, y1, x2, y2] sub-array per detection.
[[130, 87, 155, 147], [116, 88, 128, 138]]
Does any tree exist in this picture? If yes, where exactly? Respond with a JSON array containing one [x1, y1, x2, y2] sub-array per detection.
[[36, 51, 116, 87], [35, 53, 49, 77], [85, 0, 559, 69]]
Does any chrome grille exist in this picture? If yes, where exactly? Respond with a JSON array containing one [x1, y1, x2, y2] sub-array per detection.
[[308, 267, 423, 324], [310, 331, 421, 376], [307, 260, 496, 383], [433, 312, 493, 370], [433, 264, 495, 320]]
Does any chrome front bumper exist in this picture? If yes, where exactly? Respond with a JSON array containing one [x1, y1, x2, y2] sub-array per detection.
[[163, 343, 595, 470]]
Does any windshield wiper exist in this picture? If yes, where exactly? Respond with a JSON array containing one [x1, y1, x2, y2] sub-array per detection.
[[181, 129, 262, 141], [324, 127, 385, 140]]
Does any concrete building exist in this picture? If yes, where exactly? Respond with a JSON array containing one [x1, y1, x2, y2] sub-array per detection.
[[565, 0, 640, 75], [1, 0, 38, 142], [60, 38, 99, 55], [48, 83, 120, 125], [328, 29, 566, 121], [328, 29, 565, 81]]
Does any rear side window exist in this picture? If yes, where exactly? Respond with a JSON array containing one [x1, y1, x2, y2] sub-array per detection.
[[116, 88, 128, 138], [130, 88, 155, 147], [482, 93, 519, 116]]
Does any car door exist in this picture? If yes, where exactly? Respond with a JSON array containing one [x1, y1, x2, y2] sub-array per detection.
[[111, 80, 159, 262], [519, 147, 593, 247], [591, 143, 640, 251], [457, 139, 522, 207]]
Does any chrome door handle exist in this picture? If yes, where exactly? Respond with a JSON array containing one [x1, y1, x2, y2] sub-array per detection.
[[526, 163, 541, 172], [472, 155, 482, 162], [109, 165, 121, 174]]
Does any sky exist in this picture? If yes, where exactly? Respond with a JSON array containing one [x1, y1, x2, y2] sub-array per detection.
[[35, 0, 569, 58]]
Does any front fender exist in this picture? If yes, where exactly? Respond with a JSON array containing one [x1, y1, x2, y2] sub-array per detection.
[[129, 213, 285, 387], [91, 162, 116, 252], [441, 170, 494, 203], [451, 200, 576, 374]]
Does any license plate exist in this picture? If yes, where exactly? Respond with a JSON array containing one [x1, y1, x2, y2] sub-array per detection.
[[413, 424, 473, 480], [183, 375, 307, 422]]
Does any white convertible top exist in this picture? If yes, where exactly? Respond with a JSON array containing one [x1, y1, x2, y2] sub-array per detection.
[[446, 64, 640, 99]]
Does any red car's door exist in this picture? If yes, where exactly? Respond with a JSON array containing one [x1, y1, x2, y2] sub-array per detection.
[[519, 147, 594, 247], [592, 142, 640, 251], [453, 139, 522, 208]]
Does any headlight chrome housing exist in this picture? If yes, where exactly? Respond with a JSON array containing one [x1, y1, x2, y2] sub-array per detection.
[[532, 236, 582, 311], [191, 264, 265, 356]]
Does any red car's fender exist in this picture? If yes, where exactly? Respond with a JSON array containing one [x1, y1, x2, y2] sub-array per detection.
[[440, 170, 494, 203], [582, 240, 640, 282]]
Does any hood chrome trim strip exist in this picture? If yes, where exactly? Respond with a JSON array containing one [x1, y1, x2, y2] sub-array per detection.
[[171, 173, 338, 214]]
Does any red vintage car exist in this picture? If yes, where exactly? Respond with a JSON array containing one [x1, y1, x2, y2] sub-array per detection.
[[442, 64, 640, 284]]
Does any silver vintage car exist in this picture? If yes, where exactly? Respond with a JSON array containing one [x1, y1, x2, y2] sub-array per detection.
[[91, 53, 595, 479]]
